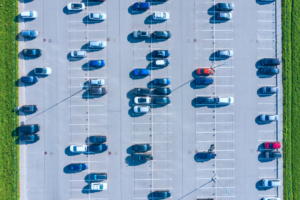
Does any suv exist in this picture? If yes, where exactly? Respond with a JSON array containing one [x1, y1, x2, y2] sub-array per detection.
[[216, 3, 234, 11], [134, 88, 150, 96], [133, 2, 150, 10], [88, 60, 105, 67], [89, 41, 106, 48], [131, 153, 153, 161], [23, 49, 42, 57], [132, 30, 150, 39], [21, 30, 39, 38], [22, 105, 38, 113], [34, 67, 52, 75], [153, 31, 171, 39], [20, 124, 40, 133]]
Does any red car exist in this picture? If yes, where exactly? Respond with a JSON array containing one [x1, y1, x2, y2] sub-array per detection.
[[196, 68, 214, 75], [264, 142, 281, 149]]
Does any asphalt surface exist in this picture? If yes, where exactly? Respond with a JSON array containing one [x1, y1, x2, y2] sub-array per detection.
[[18, 0, 283, 199]]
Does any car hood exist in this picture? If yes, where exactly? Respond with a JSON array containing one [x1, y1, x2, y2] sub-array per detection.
[[133, 31, 138, 38]]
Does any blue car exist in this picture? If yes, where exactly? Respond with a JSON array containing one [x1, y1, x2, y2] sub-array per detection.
[[88, 60, 105, 67], [152, 50, 170, 58], [153, 78, 170, 85], [21, 76, 38, 83], [90, 144, 108, 152], [68, 163, 87, 171], [134, 69, 150, 76], [21, 30, 39, 38], [133, 2, 150, 10], [195, 77, 213, 85], [197, 152, 216, 159]]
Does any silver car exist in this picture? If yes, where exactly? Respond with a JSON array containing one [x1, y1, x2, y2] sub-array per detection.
[[132, 31, 150, 39], [133, 106, 150, 113], [89, 13, 107, 20], [71, 50, 87, 57]]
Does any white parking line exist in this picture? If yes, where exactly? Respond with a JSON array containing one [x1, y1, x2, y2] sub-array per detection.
[[196, 140, 234, 142], [68, 30, 107, 32], [257, 48, 274, 50], [69, 132, 107, 135], [197, 150, 234, 152], [258, 130, 276, 133], [69, 161, 100, 163], [133, 123, 172, 125], [197, 177, 234, 180], [134, 188, 172, 190], [259, 140, 277, 142], [196, 122, 233, 124], [134, 178, 172, 181], [197, 30, 233, 31], [69, 124, 106, 125], [133, 132, 172, 134], [258, 103, 275, 104], [257, 20, 274, 22], [133, 169, 172, 171], [69, 77, 107, 78], [70, 105, 106, 107], [196, 131, 234, 133], [197, 168, 234, 170], [70, 114, 107, 116], [203, 39, 233, 40], [196, 113, 234, 115], [258, 167, 277, 169]]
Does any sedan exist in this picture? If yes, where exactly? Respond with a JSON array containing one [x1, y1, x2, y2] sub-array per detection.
[[153, 97, 171, 104], [89, 13, 106, 20], [152, 12, 170, 20], [21, 133, 40, 142], [21, 76, 38, 83], [23, 49, 42, 57], [89, 79, 105, 87], [152, 50, 170, 58], [262, 198, 280, 200], [259, 114, 278, 122], [89, 136, 107, 144], [216, 3, 234, 11], [134, 97, 151, 104], [89, 87, 107, 95], [154, 59, 169, 67], [155, 88, 171, 95], [133, 2, 150, 10], [70, 145, 88, 153], [134, 88, 150, 96], [196, 68, 214, 75], [71, 50, 87, 58], [90, 173, 107, 181], [90, 144, 108, 152], [261, 179, 281, 187], [262, 151, 282, 159], [88, 60, 105, 67], [216, 12, 232, 20], [67, 3, 85, 11], [196, 97, 215, 104], [153, 78, 170, 85], [195, 77, 213, 85], [260, 58, 281, 66], [68, 163, 87, 172], [216, 50, 233, 57], [133, 69, 150, 76], [216, 97, 234, 104], [89, 41, 106, 48], [197, 152, 217, 159], [21, 30, 39, 38], [22, 105, 38, 113], [153, 31, 171, 39], [20, 124, 40, 133], [20, 11, 38, 19], [153, 191, 171, 198], [260, 67, 280, 75], [133, 106, 150, 113], [261, 86, 279, 94], [264, 142, 281, 150], [132, 144, 152, 152], [34, 67, 52, 75], [132, 30, 150, 39], [131, 153, 153, 161]]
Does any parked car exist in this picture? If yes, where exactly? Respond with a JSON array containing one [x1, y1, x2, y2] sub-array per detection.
[[89, 136, 107, 144], [133, 106, 150, 113], [153, 31, 171, 39], [216, 50, 233, 57], [262, 197, 280, 200], [197, 152, 217, 159], [153, 190, 171, 198], [262, 151, 282, 159], [71, 50, 87, 58], [132, 144, 152, 152], [155, 87, 171, 95], [67, 3, 85, 11], [260, 58, 281, 66], [154, 59, 169, 67], [134, 97, 151, 104], [216, 97, 234, 104], [89, 13, 106, 20], [21, 76, 38, 83], [152, 50, 170, 58], [261, 86, 279, 94], [260, 67, 280, 75], [70, 145, 88, 153], [90, 182, 107, 191], [23, 49, 42, 57], [216, 12, 232, 20], [89, 0, 106, 1], [90, 144, 108, 152], [195, 77, 213, 85], [132, 30, 150, 39], [153, 78, 170, 85], [196, 68, 214, 75], [154, 0, 168, 1], [133, 2, 150, 10], [34, 67, 52, 75], [152, 12, 170, 20], [153, 97, 171, 104], [216, 3, 234, 11], [90, 173, 107, 181], [131, 153, 153, 161], [134, 88, 150, 96], [88, 60, 105, 67], [21, 133, 40, 142], [264, 142, 281, 150], [89, 79, 105, 87], [89, 87, 107, 95], [20, 124, 40, 133], [22, 105, 38, 113], [261, 179, 281, 187], [196, 97, 215, 104], [21, 30, 39, 38], [133, 69, 150, 76], [259, 114, 278, 122], [89, 41, 106, 48], [68, 163, 87, 171], [20, 11, 38, 19]]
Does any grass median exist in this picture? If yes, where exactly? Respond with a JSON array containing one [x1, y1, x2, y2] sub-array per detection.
[[0, 0, 19, 199]]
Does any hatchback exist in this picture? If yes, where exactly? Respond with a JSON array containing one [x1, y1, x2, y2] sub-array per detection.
[[196, 68, 214, 75], [23, 49, 42, 57], [133, 106, 150, 113], [134, 69, 150, 76], [216, 3, 234, 11], [89, 136, 107, 144], [153, 78, 170, 85], [155, 88, 171, 95], [153, 97, 171, 104], [21, 30, 39, 38], [152, 50, 170, 58], [132, 144, 152, 152], [216, 12, 232, 20], [260, 67, 279, 75], [68, 163, 87, 171], [89, 87, 107, 95], [195, 77, 213, 85], [21, 76, 38, 83], [22, 105, 38, 113], [88, 60, 105, 67], [20, 124, 40, 133], [133, 2, 150, 10]]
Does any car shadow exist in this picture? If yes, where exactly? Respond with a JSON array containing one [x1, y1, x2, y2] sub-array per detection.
[[82, 15, 105, 24], [16, 133, 40, 145], [19, 0, 34, 3], [255, 180, 272, 191], [18, 51, 39, 60], [16, 32, 34, 42], [257, 143, 266, 152], [146, 52, 154, 61], [256, 0, 274, 5], [146, 62, 166, 70], [129, 70, 149, 80], [207, 5, 217, 15], [16, 110, 35, 116], [147, 80, 160, 89], [128, 5, 147, 15], [16, 78, 37, 87], [82, 184, 101, 194], [256, 60, 263, 69], [209, 15, 230, 24], [125, 155, 147, 166], [150, 103, 168, 108], [144, 15, 166, 25]]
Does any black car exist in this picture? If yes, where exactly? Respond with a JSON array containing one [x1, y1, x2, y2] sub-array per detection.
[[155, 88, 171, 95], [196, 97, 215, 104], [22, 105, 38, 113], [197, 152, 216, 159], [216, 3, 234, 11], [152, 50, 170, 58], [20, 124, 40, 133], [260, 58, 281, 66], [23, 49, 42, 57], [153, 31, 171, 39], [21, 133, 40, 142], [89, 87, 107, 95], [154, 0, 168, 1], [153, 97, 171, 104], [131, 153, 153, 161], [89, 144, 108, 152], [89, 136, 107, 144], [195, 77, 213, 85], [90, 173, 107, 181], [260, 67, 280, 75], [153, 190, 171, 198], [134, 88, 150, 96], [132, 144, 152, 152], [262, 151, 282, 159], [21, 76, 38, 83]]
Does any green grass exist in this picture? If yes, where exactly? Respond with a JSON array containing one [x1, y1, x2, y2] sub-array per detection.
[[0, 0, 19, 199]]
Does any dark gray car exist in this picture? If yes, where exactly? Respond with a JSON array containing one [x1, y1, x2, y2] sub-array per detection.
[[20, 124, 40, 133], [89, 87, 107, 95], [155, 88, 171, 95], [153, 97, 171, 104], [196, 97, 215, 104], [22, 105, 38, 113], [21, 133, 40, 142], [132, 144, 152, 152], [261, 86, 279, 94], [260, 58, 281, 66], [153, 31, 171, 39], [260, 67, 279, 75], [262, 151, 282, 159], [89, 136, 106, 144], [216, 3, 234, 11], [134, 88, 150, 96]]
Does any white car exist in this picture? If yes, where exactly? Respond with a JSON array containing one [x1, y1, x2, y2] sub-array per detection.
[[153, 12, 170, 20], [89, 13, 107, 20], [89, 78, 105, 87], [21, 11, 38, 19], [70, 145, 87, 153], [134, 97, 151, 104], [91, 182, 107, 191], [34, 67, 52, 75], [216, 97, 234, 104], [71, 50, 87, 58], [67, 3, 85, 11], [89, 41, 107, 48], [262, 198, 280, 200], [133, 106, 150, 114]]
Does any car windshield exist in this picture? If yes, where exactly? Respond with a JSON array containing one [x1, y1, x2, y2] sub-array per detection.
[[29, 106, 34, 111], [100, 185, 103, 190], [36, 68, 46, 73], [72, 3, 81, 8], [29, 11, 33, 17], [78, 165, 82, 170], [74, 51, 77, 56], [158, 51, 164, 56], [141, 32, 147, 36], [30, 30, 34, 35], [73, 146, 77, 151]]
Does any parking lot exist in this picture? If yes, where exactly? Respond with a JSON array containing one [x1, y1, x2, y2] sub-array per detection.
[[19, 0, 283, 200]]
